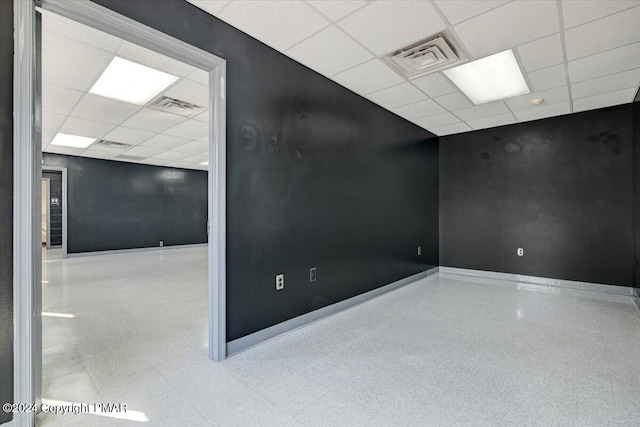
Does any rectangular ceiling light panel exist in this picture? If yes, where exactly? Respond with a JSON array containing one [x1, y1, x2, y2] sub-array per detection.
[[51, 133, 96, 148], [89, 57, 179, 105], [444, 50, 529, 105]]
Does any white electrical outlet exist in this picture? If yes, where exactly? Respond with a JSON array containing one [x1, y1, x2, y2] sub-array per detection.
[[517, 248, 524, 256], [159, 240, 164, 247], [417, 246, 422, 256], [275, 274, 284, 290]]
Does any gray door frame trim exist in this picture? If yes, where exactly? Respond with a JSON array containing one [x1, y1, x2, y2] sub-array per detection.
[[14, 0, 227, 423], [13, 0, 37, 425], [41, 166, 66, 258]]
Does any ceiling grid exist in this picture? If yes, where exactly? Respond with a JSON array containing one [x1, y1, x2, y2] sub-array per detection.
[[43, 1, 640, 169]]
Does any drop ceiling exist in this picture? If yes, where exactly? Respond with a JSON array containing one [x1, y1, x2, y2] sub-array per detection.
[[187, 0, 640, 136], [41, 11, 209, 170]]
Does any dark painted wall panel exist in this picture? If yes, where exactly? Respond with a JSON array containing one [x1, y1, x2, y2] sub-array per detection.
[[0, 0, 13, 422], [633, 96, 640, 299], [43, 171, 63, 247], [91, 0, 439, 341], [42, 154, 208, 253], [440, 104, 634, 286]]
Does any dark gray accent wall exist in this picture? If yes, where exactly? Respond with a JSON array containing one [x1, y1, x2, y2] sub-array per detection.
[[633, 91, 640, 306], [42, 154, 208, 254], [90, 0, 439, 341], [42, 171, 63, 247], [0, 0, 13, 423], [440, 104, 634, 286]]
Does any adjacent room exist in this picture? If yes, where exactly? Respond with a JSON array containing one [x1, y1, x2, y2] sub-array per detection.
[[2, 0, 640, 426], [37, 10, 212, 425]]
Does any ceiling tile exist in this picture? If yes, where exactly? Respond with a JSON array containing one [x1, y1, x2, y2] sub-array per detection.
[[516, 33, 564, 72], [412, 112, 460, 129], [117, 42, 196, 77], [338, 1, 447, 55], [307, 0, 366, 21], [164, 120, 209, 140], [467, 112, 516, 130], [505, 86, 570, 111], [174, 141, 209, 155], [528, 64, 567, 92], [143, 158, 174, 167], [514, 101, 571, 123], [42, 10, 122, 52], [434, 92, 472, 111], [121, 109, 188, 133], [180, 154, 209, 164], [366, 83, 427, 109], [45, 145, 85, 156], [392, 99, 445, 120], [42, 30, 113, 91], [193, 110, 209, 123], [186, 69, 209, 85], [411, 73, 457, 97], [561, 0, 638, 29], [150, 150, 194, 161], [185, 0, 230, 15], [80, 149, 119, 160], [454, 101, 509, 121], [571, 68, 640, 99], [219, 1, 329, 51], [434, 0, 509, 25], [333, 59, 404, 95], [140, 134, 191, 150], [122, 146, 164, 159], [42, 83, 82, 115], [163, 79, 209, 107], [43, 112, 66, 133], [103, 127, 156, 145], [87, 142, 128, 154], [568, 42, 640, 82], [59, 117, 115, 139], [564, 6, 640, 60], [70, 94, 141, 125], [430, 122, 471, 136], [454, 1, 559, 58], [42, 131, 55, 148], [573, 87, 636, 112], [286, 26, 373, 77]]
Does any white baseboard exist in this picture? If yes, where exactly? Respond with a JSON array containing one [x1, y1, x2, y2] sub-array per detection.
[[226, 267, 439, 357], [439, 266, 634, 296], [66, 242, 207, 258]]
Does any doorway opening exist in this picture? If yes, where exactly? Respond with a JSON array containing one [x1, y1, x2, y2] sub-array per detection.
[[13, 1, 227, 425]]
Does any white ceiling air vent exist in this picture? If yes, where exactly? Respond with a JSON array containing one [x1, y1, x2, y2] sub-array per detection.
[[383, 30, 468, 79], [147, 96, 206, 117], [93, 140, 132, 150]]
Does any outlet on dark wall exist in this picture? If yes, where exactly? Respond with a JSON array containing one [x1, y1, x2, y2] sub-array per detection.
[[440, 104, 634, 286]]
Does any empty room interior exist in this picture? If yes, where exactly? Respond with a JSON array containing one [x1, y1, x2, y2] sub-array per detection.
[[2, 0, 640, 426]]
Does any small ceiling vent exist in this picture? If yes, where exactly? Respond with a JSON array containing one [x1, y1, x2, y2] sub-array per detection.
[[93, 140, 132, 150], [148, 96, 206, 117], [116, 154, 148, 161], [383, 30, 468, 79]]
